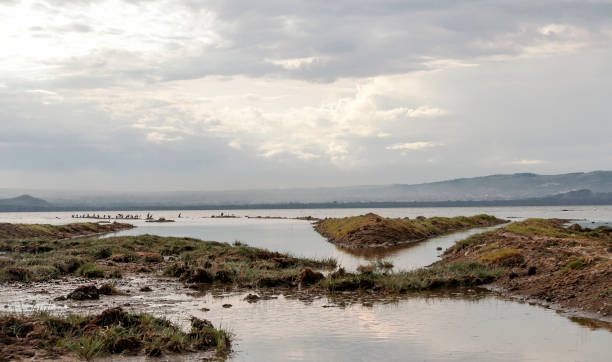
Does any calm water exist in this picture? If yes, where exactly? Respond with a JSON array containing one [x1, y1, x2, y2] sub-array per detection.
[[2, 206, 611, 271], [1, 206, 611, 361]]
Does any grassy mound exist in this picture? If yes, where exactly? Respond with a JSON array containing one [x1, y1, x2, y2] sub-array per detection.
[[314, 213, 507, 247], [0, 307, 230, 361]]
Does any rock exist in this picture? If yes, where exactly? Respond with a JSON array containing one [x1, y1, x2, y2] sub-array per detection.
[[509, 272, 519, 279], [222, 304, 232, 308], [200, 307, 210, 312], [67, 285, 99, 300], [527, 266, 537, 276], [244, 294, 260, 303], [436, 247, 443, 251], [98, 284, 115, 295], [296, 268, 324, 286], [139, 286, 153, 292]]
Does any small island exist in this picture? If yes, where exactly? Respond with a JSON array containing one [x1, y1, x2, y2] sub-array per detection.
[[314, 213, 508, 248]]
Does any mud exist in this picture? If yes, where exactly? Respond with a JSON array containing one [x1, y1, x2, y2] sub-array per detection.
[[442, 219, 612, 318]]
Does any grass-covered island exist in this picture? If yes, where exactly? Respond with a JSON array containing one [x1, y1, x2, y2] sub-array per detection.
[[314, 213, 508, 247]]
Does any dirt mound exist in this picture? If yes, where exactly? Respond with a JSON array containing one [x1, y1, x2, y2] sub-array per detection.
[[442, 218, 612, 317]]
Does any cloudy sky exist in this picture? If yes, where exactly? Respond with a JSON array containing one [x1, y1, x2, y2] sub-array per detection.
[[1, 0, 611, 191]]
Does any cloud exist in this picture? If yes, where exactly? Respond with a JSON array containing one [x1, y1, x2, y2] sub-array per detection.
[[146, 132, 183, 143], [386, 142, 439, 151], [511, 159, 547, 165], [0, 0, 612, 190]]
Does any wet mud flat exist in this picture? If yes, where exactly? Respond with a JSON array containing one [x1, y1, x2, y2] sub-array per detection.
[[2, 274, 611, 362]]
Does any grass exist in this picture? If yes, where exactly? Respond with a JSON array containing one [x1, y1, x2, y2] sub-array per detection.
[[0, 307, 231, 360], [316, 213, 506, 244], [560, 258, 586, 274], [0, 233, 336, 284], [319, 261, 505, 293], [0, 222, 129, 240], [478, 247, 523, 266]]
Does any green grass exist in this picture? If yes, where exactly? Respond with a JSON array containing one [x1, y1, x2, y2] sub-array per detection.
[[316, 213, 506, 244], [560, 258, 586, 274], [0, 308, 231, 360], [0, 234, 336, 283], [478, 247, 523, 266], [319, 261, 505, 293]]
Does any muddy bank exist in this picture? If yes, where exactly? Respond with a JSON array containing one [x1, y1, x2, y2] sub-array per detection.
[[314, 213, 507, 248], [0, 222, 133, 240], [441, 218, 612, 318]]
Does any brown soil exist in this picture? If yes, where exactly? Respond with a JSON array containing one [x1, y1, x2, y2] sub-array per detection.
[[0, 222, 133, 240], [441, 219, 612, 318]]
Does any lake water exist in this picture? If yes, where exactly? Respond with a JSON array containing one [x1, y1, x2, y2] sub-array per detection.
[[1, 206, 611, 361]]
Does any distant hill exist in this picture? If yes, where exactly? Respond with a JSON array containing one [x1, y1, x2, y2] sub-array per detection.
[[0, 194, 51, 211], [1, 171, 612, 211]]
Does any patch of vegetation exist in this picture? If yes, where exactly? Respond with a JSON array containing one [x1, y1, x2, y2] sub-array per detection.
[[503, 219, 576, 238], [0, 222, 131, 240], [319, 261, 505, 293], [560, 258, 586, 274], [478, 247, 524, 266], [0, 307, 231, 361], [316, 213, 507, 246], [75, 264, 105, 278], [0, 233, 336, 283]]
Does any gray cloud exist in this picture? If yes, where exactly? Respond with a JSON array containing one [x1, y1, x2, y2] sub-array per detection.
[[0, 0, 611, 190]]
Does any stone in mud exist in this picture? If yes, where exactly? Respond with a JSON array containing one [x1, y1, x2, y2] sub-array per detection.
[[140, 286, 153, 292], [244, 294, 260, 303], [98, 284, 115, 295], [296, 268, 324, 286], [67, 285, 99, 300]]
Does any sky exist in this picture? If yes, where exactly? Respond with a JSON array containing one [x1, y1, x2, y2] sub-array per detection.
[[1, 0, 612, 191]]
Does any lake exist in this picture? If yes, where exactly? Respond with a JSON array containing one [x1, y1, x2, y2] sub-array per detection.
[[1, 206, 611, 361]]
